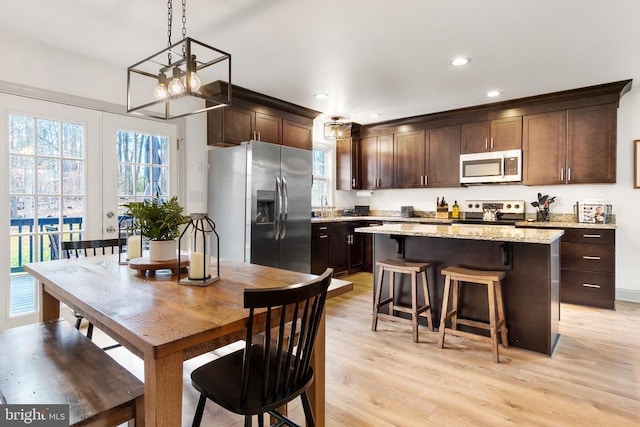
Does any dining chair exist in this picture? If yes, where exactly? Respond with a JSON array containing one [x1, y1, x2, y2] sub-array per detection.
[[61, 238, 124, 349], [190, 268, 334, 427], [44, 225, 60, 260]]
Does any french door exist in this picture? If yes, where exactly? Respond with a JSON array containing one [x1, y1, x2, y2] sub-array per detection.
[[1, 96, 177, 329]]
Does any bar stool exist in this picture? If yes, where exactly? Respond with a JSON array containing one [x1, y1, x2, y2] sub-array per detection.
[[438, 266, 508, 363], [372, 259, 434, 342]]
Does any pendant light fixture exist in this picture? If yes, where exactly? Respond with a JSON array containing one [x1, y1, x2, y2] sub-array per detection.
[[127, 0, 232, 120], [324, 115, 352, 140]]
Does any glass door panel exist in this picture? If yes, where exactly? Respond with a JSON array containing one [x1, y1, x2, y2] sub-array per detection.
[[1, 94, 101, 328]]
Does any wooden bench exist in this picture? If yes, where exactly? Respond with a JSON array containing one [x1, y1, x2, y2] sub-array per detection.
[[0, 320, 144, 426]]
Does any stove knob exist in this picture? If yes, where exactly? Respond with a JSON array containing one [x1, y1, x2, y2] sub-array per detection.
[[475, 204, 480, 209], [514, 204, 520, 209], [506, 204, 512, 209], [468, 203, 473, 209]]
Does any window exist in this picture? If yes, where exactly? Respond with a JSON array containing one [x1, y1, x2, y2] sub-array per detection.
[[117, 131, 170, 205], [312, 147, 331, 207]]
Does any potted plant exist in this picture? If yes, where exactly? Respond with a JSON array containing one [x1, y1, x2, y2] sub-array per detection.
[[126, 196, 190, 261]]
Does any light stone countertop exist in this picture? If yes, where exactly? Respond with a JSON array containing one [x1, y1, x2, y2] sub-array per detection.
[[354, 223, 564, 244], [312, 216, 616, 229]]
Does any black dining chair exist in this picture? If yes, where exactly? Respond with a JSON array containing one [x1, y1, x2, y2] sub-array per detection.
[[61, 238, 124, 349], [190, 268, 334, 427], [44, 225, 60, 260]]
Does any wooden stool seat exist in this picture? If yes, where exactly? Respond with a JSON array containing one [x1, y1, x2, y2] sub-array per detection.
[[372, 259, 434, 342], [438, 266, 508, 363], [0, 320, 144, 426]]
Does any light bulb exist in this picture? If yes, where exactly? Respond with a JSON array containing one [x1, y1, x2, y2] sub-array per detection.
[[153, 83, 169, 99], [153, 72, 169, 100], [167, 67, 185, 96], [182, 72, 201, 92]]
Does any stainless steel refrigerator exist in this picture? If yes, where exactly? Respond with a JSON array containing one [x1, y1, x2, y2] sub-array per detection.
[[208, 141, 312, 273]]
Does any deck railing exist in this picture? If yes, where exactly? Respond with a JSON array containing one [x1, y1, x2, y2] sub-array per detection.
[[10, 217, 83, 273]]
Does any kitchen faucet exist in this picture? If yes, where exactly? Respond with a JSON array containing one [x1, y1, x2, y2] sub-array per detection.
[[320, 194, 328, 217]]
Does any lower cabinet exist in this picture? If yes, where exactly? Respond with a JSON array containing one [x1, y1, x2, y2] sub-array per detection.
[[560, 228, 615, 309], [311, 221, 367, 276]]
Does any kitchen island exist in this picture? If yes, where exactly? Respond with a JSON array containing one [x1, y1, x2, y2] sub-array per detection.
[[355, 223, 564, 355]]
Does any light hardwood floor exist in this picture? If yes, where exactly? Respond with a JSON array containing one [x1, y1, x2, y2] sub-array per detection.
[[86, 272, 640, 426]]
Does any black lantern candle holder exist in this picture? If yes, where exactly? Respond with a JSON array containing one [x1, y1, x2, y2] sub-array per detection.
[[178, 213, 219, 286], [118, 204, 143, 265]]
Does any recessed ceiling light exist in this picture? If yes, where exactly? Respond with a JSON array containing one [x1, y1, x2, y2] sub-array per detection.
[[314, 93, 329, 99], [450, 57, 470, 66], [370, 113, 381, 118], [487, 90, 501, 98]]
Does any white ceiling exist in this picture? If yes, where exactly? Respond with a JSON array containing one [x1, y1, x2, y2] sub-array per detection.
[[3, 0, 640, 124]]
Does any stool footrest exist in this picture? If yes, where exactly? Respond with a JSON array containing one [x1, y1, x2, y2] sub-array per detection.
[[377, 297, 393, 308], [441, 327, 493, 344], [456, 318, 491, 331]]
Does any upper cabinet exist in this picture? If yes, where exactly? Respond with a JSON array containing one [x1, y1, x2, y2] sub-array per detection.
[[461, 117, 522, 154], [336, 125, 361, 190], [523, 103, 617, 185], [393, 126, 460, 188], [205, 81, 320, 150], [361, 79, 631, 188], [361, 134, 394, 190]]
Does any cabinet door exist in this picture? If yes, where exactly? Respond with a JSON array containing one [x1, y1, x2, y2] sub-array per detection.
[[330, 231, 349, 275], [567, 104, 617, 184], [377, 134, 394, 189], [336, 137, 359, 190], [360, 136, 378, 190], [223, 106, 255, 144], [523, 111, 567, 185], [491, 116, 522, 151], [311, 234, 330, 275], [461, 121, 490, 153], [425, 125, 460, 187], [255, 112, 282, 144], [283, 120, 312, 150], [394, 130, 425, 188], [348, 230, 363, 274]]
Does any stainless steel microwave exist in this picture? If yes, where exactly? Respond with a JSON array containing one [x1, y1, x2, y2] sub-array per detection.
[[459, 149, 522, 184]]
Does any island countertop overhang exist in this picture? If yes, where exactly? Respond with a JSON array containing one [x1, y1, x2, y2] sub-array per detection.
[[355, 223, 564, 244]]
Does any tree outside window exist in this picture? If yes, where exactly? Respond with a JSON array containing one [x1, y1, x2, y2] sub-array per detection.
[[312, 147, 330, 207]]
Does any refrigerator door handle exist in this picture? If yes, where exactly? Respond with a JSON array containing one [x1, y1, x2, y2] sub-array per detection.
[[275, 175, 283, 240], [281, 176, 289, 239]]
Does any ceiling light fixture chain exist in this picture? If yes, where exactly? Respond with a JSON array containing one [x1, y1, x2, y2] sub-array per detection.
[[167, 0, 173, 64], [181, 0, 187, 58]]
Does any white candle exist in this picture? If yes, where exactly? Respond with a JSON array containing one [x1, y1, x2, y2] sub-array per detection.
[[189, 251, 210, 279], [127, 235, 142, 260]]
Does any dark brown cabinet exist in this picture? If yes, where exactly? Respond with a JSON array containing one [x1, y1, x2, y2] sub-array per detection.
[[566, 104, 617, 184], [393, 126, 461, 188], [523, 103, 617, 185], [254, 112, 282, 144], [282, 119, 313, 150], [206, 82, 319, 149], [361, 134, 394, 189], [311, 221, 365, 276], [560, 228, 615, 309], [461, 116, 522, 154], [425, 125, 461, 187], [311, 223, 330, 275], [336, 136, 360, 190], [394, 130, 425, 188]]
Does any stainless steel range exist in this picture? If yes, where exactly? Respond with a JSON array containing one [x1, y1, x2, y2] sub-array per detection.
[[455, 199, 526, 225]]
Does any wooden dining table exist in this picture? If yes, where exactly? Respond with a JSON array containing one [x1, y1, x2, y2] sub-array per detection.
[[24, 255, 352, 427]]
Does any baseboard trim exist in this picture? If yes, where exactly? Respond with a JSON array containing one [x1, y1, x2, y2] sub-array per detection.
[[616, 288, 640, 303]]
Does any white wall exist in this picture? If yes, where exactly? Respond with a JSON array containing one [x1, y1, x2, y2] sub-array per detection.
[[3, 33, 639, 302], [334, 91, 640, 302]]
